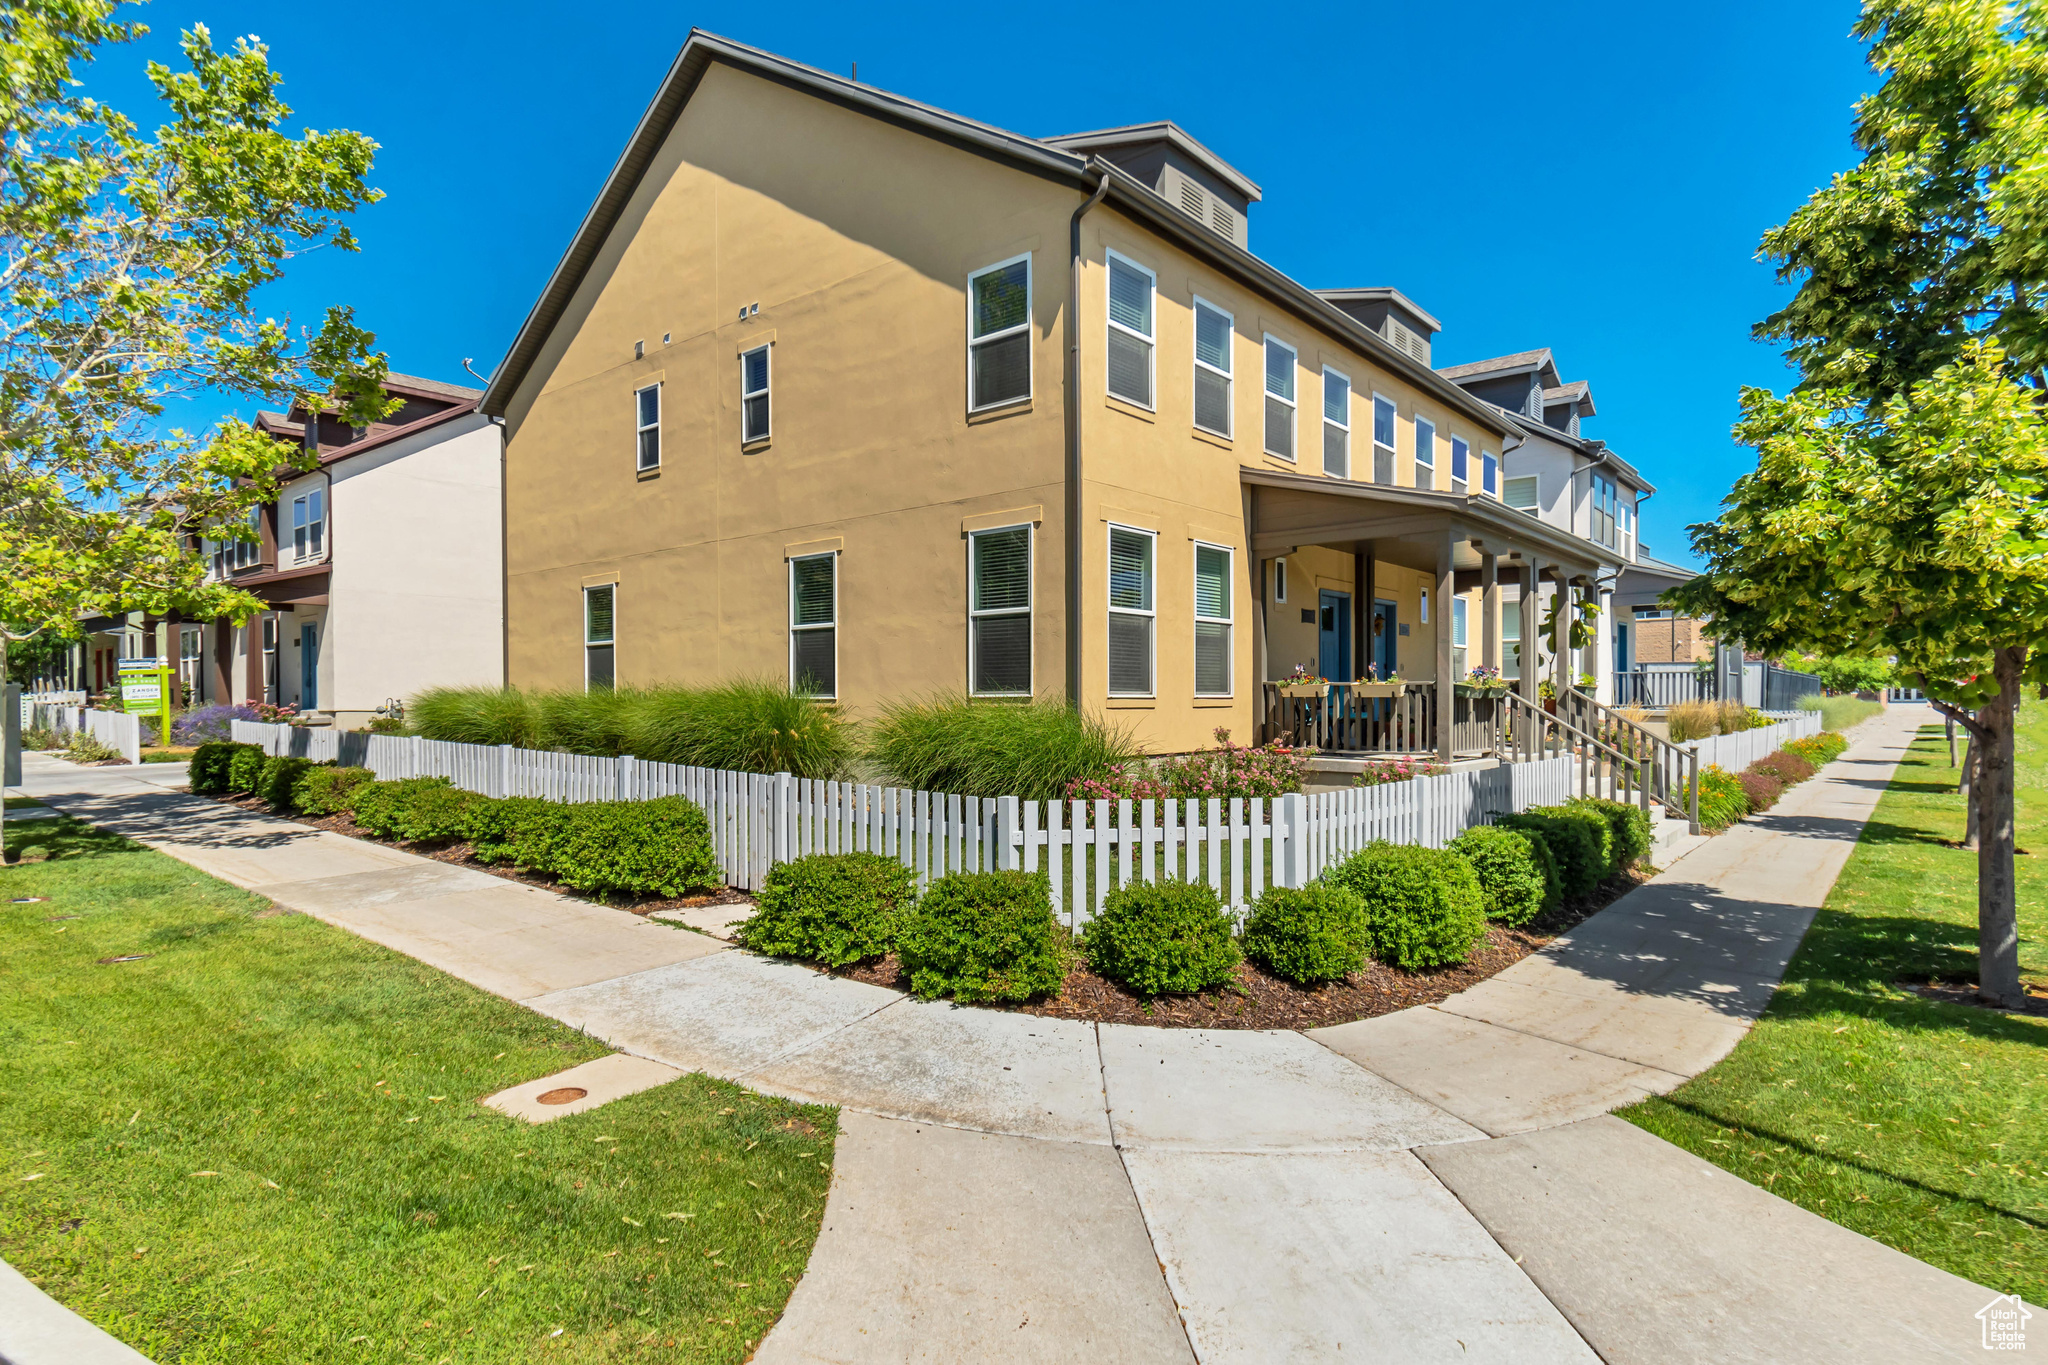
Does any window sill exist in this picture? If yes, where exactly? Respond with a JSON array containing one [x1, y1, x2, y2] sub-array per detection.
[[1105, 394, 1156, 423], [1191, 426, 1233, 451], [967, 398, 1031, 424], [1105, 696, 1156, 708], [1192, 696, 1235, 707], [1261, 452, 1298, 471], [742, 438, 771, 455], [636, 466, 661, 481]]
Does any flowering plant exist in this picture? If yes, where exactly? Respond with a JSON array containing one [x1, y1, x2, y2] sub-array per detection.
[[1464, 664, 1504, 684], [1360, 662, 1404, 683], [1350, 756, 1447, 787], [1066, 728, 1314, 803], [1281, 664, 1329, 686], [171, 703, 261, 744]]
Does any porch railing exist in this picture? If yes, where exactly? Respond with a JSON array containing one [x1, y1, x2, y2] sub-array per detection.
[[1258, 681, 1440, 755], [1615, 668, 1716, 708], [1499, 692, 1696, 830]]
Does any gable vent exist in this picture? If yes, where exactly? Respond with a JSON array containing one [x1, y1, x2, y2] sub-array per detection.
[[1384, 318, 1431, 366], [1160, 165, 1248, 248]]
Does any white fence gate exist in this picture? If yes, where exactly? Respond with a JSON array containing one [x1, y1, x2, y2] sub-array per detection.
[[229, 721, 1575, 928], [30, 703, 141, 765], [1683, 712, 1822, 773]]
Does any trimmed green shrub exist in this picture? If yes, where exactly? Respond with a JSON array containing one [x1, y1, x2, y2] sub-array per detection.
[[546, 796, 719, 898], [1321, 842, 1487, 970], [292, 764, 373, 816], [1083, 879, 1240, 994], [1496, 807, 1605, 900], [226, 744, 268, 795], [189, 741, 252, 795], [465, 795, 559, 867], [256, 756, 315, 810], [896, 870, 1067, 1002], [1240, 883, 1368, 984], [1568, 796, 1653, 875], [1447, 826, 1550, 927], [349, 777, 456, 841], [865, 694, 1145, 801], [1696, 764, 1750, 831], [734, 852, 912, 965], [394, 781, 480, 844]]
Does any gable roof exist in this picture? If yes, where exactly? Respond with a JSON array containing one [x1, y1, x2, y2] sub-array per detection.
[[476, 30, 1516, 443], [1436, 348, 1560, 386], [1041, 122, 1262, 202], [1313, 287, 1443, 335]]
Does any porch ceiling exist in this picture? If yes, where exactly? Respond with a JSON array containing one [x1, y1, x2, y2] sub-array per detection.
[[1242, 468, 1609, 581]]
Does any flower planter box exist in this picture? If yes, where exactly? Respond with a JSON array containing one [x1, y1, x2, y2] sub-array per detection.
[[1346, 682, 1408, 699], [1454, 683, 1510, 698], [1276, 683, 1329, 699]]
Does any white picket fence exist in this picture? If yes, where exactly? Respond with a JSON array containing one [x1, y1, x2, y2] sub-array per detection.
[[229, 721, 1575, 928], [30, 703, 141, 765], [1682, 712, 1823, 773]]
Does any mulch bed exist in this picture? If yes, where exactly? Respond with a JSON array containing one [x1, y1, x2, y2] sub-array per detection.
[[1898, 978, 2048, 1019]]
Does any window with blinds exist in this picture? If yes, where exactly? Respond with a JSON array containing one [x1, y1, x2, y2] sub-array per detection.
[[1413, 418, 1436, 489], [1372, 395, 1396, 484], [1451, 596, 1469, 680], [585, 584, 616, 691], [742, 346, 771, 443], [789, 553, 836, 697], [1590, 473, 1617, 546], [635, 383, 660, 470], [1193, 298, 1232, 436], [970, 525, 1031, 695], [292, 488, 324, 562], [1107, 526, 1154, 695], [968, 256, 1031, 410], [1450, 437, 1469, 490], [1323, 368, 1350, 478], [1106, 253, 1155, 407], [1194, 543, 1233, 696], [1505, 475, 1539, 513], [1263, 336, 1296, 459]]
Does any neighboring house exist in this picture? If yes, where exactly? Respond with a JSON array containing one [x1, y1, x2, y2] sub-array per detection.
[[1610, 551, 1705, 667], [1436, 348, 1657, 703], [479, 31, 1627, 758], [60, 373, 504, 729]]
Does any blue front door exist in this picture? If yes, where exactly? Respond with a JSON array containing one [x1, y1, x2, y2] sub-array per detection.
[[1318, 590, 1352, 681], [299, 623, 319, 709], [1371, 599, 1399, 680]]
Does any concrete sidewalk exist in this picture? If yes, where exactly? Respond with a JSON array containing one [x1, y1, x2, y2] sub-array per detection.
[[13, 705, 2017, 1363]]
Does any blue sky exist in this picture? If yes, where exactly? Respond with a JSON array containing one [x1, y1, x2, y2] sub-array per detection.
[[95, 0, 1874, 568]]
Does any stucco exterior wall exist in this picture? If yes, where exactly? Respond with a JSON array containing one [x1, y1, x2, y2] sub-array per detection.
[[327, 414, 505, 712]]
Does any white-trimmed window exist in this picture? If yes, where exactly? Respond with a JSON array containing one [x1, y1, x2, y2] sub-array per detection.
[[291, 487, 324, 562], [789, 552, 836, 697], [1483, 450, 1499, 497], [1452, 596, 1469, 678], [969, 525, 1032, 695], [1420, 586, 1430, 625], [968, 255, 1031, 410], [1274, 555, 1288, 603], [635, 383, 661, 470], [1413, 418, 1436, 488], [1372, 395, 1397, 483], [1263, 336, 1296, 459], [1194, 542, 1233, 696], [1450, 437, 1469, 490], [584, 584, 616, 691], [1323, 368, 1351, 478], [1619, 499, 1634, 556], [1192, 297, 1232, 436], [1503, 605, 1521, 679], [1505, 474, 1539, 513], [1590, 472, 1617, 547], [1106, 251, 1155, 408], [1107, 525, 1155, 695], [742, 345, 771, 443]]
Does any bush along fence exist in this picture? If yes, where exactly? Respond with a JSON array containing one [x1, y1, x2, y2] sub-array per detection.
[[29, 702, 141, 764], [229, 720, 1574, 928]]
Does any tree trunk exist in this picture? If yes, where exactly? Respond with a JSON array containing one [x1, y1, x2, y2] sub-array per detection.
[[1961, 733, 1981, 851], [1976, 649, 2025, 1010], [1, 631, 12, 866], [1946, 714, 1956, 768]]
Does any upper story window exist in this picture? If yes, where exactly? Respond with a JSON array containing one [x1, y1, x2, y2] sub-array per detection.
[[1263, 336, 1296, 460], [970, 525, 1032, 696], [1371, 396, 1396, 484], [1482, 450, 1499, 497], [585, 584, 616, 691], [1619, 499, 1634, 556], [789, 552, 836, 697], [1273, 554, 1288, 603], [291, 487, 325, 563], [1590, 472, 1617, 547], [230, 506, 262, 571], [968, 255, 1031, 410], [635, 383, 661, 471], [1322, 368, 1351, 478], [1450, 437, 1469, 490], [1194, 542, 1233, 697], [1413, 418, 1436, 488], [1106, 252, 1155, 408], [1192, 298, 1233, 437], [742, 345, 771, 443], [1107, 525, 1155, 696], [1505, 474, 1539, 514]]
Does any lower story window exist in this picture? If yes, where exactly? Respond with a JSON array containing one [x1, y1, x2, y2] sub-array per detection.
[[1451, 596, 1469, 679], [790, 552, 837, 697], [1502, 605, 1520, 680], [585, 584, 615, 690], [1194, 542, 1232, 696], [1108, 525, 1155, 695], [970, 525, 1031, 695]]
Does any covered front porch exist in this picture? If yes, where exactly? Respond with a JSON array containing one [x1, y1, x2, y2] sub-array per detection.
[[1244, 469, 1614, 765]]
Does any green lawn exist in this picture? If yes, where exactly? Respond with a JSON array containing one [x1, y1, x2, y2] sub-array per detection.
[[0, 815, 834, 1363], [1624, 707, 2047, 1303]]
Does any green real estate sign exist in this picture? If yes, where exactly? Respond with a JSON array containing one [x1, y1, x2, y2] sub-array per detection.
[[118, 657, 172, 747]]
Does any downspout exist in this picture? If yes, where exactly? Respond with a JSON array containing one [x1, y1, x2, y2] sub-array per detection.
[[1065, 166, 1110, 707]]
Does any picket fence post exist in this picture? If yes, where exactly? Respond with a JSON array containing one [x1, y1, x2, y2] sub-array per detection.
[[996, 796, 1020, 871], [618, 755, 635, 802], [1277, 792, 1307, 888], [774, 772, 792, 865], [497, 744, 512, 799]]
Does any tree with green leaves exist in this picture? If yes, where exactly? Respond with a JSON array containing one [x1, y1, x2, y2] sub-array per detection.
[[1676, 344, 2047, 1008], [1, 0, 392, 858]]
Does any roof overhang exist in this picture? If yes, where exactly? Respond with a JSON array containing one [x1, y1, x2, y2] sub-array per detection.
[[1313, 287, 1444, 335], [1042, 121, 1262, 202]]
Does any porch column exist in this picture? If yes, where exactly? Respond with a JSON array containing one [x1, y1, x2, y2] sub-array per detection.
[[1595, 584, 1615, 705], [1519, 557, 1543, 705], [1552, 580, 1573, 698], [1436, 535, 1455, 764], [1480, 552, 1499, 670], [211, 619, 233, 705], [244, 617, 264, 703]]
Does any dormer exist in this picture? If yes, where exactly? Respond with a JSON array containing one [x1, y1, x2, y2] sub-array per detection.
[[1315, 288, 1442, 366], [1436, 348, 1564, 420], [1043, 122, 1260, 249], [1542, 380, 1596, 437]]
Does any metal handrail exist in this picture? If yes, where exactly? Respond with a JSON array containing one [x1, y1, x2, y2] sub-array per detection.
[[1500, 693, 1700, 832]]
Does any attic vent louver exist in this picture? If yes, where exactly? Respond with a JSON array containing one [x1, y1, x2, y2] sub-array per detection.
[[1160, 165, 1245, 248], [1384, 318, 1431, 366], [1180, 181, 1205, 218]]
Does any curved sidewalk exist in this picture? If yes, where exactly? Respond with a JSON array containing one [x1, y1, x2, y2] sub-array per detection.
[[13, 705, 2017, 1362]]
